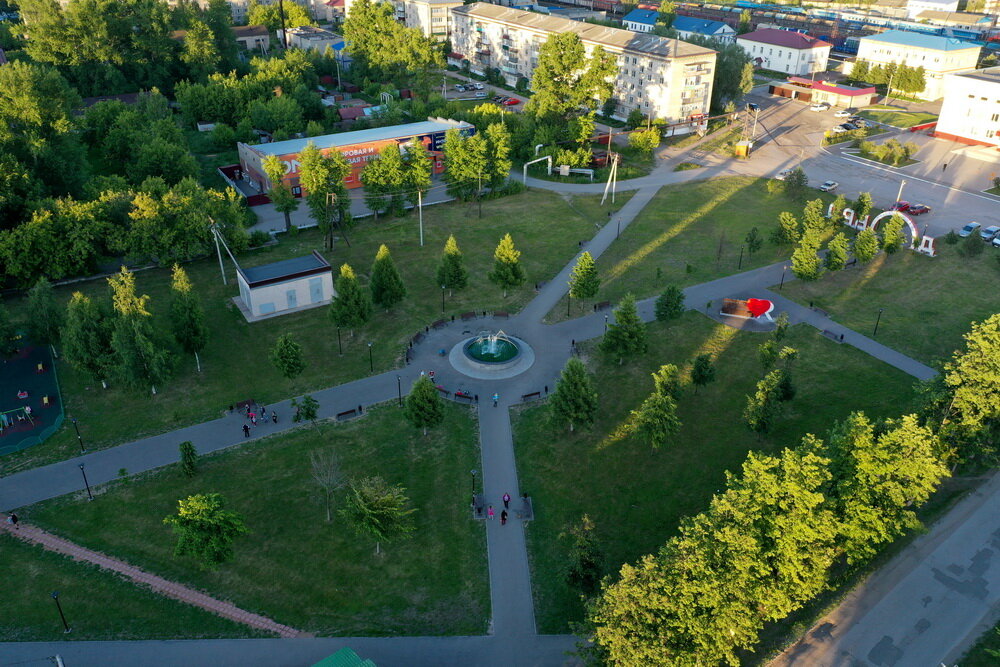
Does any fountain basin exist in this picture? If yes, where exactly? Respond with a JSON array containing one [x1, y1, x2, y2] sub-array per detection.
[[464, 334, 521, 364], [449, 332, 535, 379]]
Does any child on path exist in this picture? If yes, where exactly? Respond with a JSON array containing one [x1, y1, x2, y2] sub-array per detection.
[[500, 510, 508, 526], [503, 492, 511, 509], [487, 505, 495, 520], [242, 424, 250, 437]]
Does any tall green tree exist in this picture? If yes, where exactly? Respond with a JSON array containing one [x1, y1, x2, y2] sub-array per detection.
[[169, 265, 208, 372], [600, 294, 647, 365], [526, 32, 615, 119], [262, 154, 299, 232], [361, 143, 408, 217], [248, 0, 314, 32], [744, 368, 785, 434], [568, 251, 600, 312], [881, 214, 906, 253], [802, 198, 827, 234], [340, 476, 416, 555], [654, 285, 685, 321], [564, 515, 604, 596], [791, 230, 823, 281], [690, 353, 716, 392], [745, 226, 763, 257], [26, 278, 63, 347], [853, 192, 873, 220], [180, 20, 220, 82], [108, 267, 172, 395], [402, 138, 433, 206], [825, 232, 850, 271], [0, 299, 16, 358], [270, 333, 305, 379], [62, 291, 113, 387], [298, 141, 351, 249], [163, 493, 249, 569], [945, 314, 1000, 430], [550, 357, 598, 432], [436, 235, 468, 293], [369, 244, 406, 309], [773, 211, 800, 245], [488, 233, 526, 298], [652, 364, 682, 400], [484, 122, 513, 188], [631, 391, 681, 449], [404, 375, 444, 435], [330, 263, 372, 335], [853, 228, 880, 263], [443, 129, 487, 201]]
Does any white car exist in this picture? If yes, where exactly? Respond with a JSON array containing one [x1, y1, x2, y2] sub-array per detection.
[[809, 103, 830, 112], [834, 109, 852, 117], [830, 126, 848, 134], [473, 83, 484, 90], [819, 180, 838, 192]]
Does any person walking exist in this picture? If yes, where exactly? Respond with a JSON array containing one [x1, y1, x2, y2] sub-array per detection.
[[261, 405, 267, 419], [500, 510, 508, 526], [502, 492, 511, 509], [272, 413, 278, 424], [492, 393, 499, 407], [7, 512, 19, 530], [242, 423, 250, 437], [250, 414, 257, 427], [487, 505, 495, 520]]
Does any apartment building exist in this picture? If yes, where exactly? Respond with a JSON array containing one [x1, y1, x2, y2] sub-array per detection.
[[450, 3, 717, 122], [398, 0, 463, 39], [934, 67, 1000, 148], [852, 30, 982, 100], [736, 29, 832, 77]]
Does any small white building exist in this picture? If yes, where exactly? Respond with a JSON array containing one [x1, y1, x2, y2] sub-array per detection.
[[905, 0, 959, 19], [282, 25, 343, 53], [622, 8, 659, 33], [737, 28, 831, 77], [236, 251, 335, 322], [934, 66, 1000, 148], [671, 16, 736, 44], [852, 30, 983, 100]]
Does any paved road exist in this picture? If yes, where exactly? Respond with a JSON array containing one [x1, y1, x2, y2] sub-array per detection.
[[771, 471, 1000, 667]]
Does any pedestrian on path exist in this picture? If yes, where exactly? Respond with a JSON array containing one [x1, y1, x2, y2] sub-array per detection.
[[261, 405, 267, 419], [493, 393, 499, 407], [7, 512, 19, 530], [272, 413, 278, 424], [500, 510, 508, 526], [250, 414, 257, 427], [242, 424, 250, 437], [488, 505, 495, 520], [503, 492, 511, 509]]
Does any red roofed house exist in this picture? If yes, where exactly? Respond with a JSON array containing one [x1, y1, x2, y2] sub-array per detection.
[[736, 28, 832, 77], [768, 77, 878, 108]]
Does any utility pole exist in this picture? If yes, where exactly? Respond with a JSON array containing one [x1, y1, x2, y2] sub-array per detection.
[[896, 179, 906, 204], [418, 189, 424, 246], [210, 220, 226, 285], [278, 0, 288, 49]]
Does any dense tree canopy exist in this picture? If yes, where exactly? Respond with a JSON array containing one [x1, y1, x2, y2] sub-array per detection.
[[526, 32, 615, 119]]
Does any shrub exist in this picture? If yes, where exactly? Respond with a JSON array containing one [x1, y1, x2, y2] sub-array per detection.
[[943, 230, 960, 245], [959, 232, 984, 257], [249, 230, 272, 246]]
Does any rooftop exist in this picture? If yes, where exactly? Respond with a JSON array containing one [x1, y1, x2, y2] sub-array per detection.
[[452, 3, 715, 59], [245, 119, 474, 156], [287, 26, 339, 39], [860, 29, 982, 51], [671, 16, 733, 34], [622, 8, 659, 25], [233, 25, 269, 37], [737, 28, 832, 50], [914, 10, 992, 24], [240, 252, 331, 288], [953, 66, 1000, 85]]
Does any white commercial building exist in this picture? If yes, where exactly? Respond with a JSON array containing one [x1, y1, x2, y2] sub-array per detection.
[[905, 0, 959, 19], [736, 28, 831, 77], [934, 67, 1000, 148], [852, 30, 983, 100], [236, 251, 335, 321], [450, 3, 717, 122]]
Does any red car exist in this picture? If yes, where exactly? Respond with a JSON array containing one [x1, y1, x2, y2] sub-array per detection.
[[907, 204, 931, 215], [503, 98, 520, 106], [890, 201, 910, 212]]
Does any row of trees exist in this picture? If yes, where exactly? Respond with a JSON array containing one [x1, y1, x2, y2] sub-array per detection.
[[849, 59, 927, 94], [857, 138, 919, 167]]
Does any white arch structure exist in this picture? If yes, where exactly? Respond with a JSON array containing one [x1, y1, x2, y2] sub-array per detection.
[[826, 203, 937, 257]]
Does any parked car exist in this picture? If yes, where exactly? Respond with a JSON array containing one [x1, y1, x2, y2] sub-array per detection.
[[839, 123, 856, 131], [503, 98, 520, 106], [454, 84, 466, 92], [831, 126, 848, 134], [473, 83, 484, 90], [475, 91, 487, 98], [809, 103, 830, 111], [776, 168, 794, 181], [492, 95, 503, 102], [992, 234, 1000, 248], [890, 201, 910, 212], [981, 225, 1000, 241], [819, 180, 838, 192], [958, 222, 981, 237], [907, 204, 931, 215], [834, 109, 852, 117]]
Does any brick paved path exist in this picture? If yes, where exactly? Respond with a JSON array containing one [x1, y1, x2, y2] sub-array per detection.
[[0, 521, 307, 639]]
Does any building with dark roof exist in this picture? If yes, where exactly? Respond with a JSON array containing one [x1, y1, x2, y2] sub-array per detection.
[[671, 16, 736, 43], [235, 251, 334, 321], [737, 28, 832, 77], [622, 8, 659, 33]]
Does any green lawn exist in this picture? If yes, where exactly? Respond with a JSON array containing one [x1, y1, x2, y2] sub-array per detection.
[[986, 186, 1000, 196], [0, 533, 261, 640], [858, 109, 937, 128], [962, 624, 1000, 666], [514, 314, 919, 633], [779, 243, 1000, 365], [2, 189, 607, 475], [546, 176, 824, 321], [24, 402, 488, 637]]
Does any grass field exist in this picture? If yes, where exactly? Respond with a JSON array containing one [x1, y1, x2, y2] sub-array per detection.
[[779, 242, 1000, 365], [858, 109, 938, 128], [2, 190, 609, 475], [546, 177, 827, 321], [0, 533, 261, 640], [962, 624, 1000, 666], [24, 402, 488, 637], [514, 314, 920, 632]]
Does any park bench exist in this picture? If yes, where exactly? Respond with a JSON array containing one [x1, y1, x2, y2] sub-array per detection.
[[516, 495, 534, 521], [412, 332, 425, 345], [720, 298, 752, 318], [336, 408, 358, 421], [822, 330, 844, 344], [521, 391, 541, 402], [431, 319, 448, 329], [811, 306, 830, 317], [461, 311, 477, 321], [594, 301, 611, 312], [436, 385, 451, 398], [453, 390, 474, 403], [534, 281, 547, 292], [578, 240, 587, 247], [234, 399, 256, 414]]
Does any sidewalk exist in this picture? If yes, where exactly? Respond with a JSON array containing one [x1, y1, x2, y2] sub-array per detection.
[[0, 521, 306, 639]]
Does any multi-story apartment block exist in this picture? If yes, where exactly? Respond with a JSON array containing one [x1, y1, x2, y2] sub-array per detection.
[[851, 30, 982, 100], [397, 0, 463, 39], [450, 3, 716, 122], [934, 67, 1000, 148]]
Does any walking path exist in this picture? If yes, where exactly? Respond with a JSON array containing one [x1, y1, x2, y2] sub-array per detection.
[[0, 151, 945, 665], [0, 521, 306, 639]]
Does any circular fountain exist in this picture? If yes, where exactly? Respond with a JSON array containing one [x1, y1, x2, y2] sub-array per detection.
[[449, 330, 535, 379]]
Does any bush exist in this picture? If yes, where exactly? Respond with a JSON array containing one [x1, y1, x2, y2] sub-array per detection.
[[625, 108, 646, 130], [210, 123, 237, 151], [959, 232, 984, 257], [628, 129, 660, 155], [515, 76, 530, 93], [249, 230, 272, 247], [943, 230, 960, 245]]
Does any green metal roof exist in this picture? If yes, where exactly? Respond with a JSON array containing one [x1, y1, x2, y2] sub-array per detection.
[[311, 647, 377, 667]]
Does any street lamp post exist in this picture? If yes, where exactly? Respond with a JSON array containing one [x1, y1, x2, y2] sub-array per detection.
[[779, 265, 788, 290], [471, 469, 477, 495], [397, 375, 402, 407], [604, 314, 609, 333], [738, 244, 745, 270], [895, 179, 907, 205], [367, 342, 374, 373], [873, 308, 884, 337], [79, 464, 93, 501], [71, 418, 86, 454], [51, 592, 71, 633], [441, 285, 446, 313], [337, 327, 342, 356]]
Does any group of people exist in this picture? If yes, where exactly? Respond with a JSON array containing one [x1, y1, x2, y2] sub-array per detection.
[[232, 402, 277, 438], [487, 492, 514, 526]]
